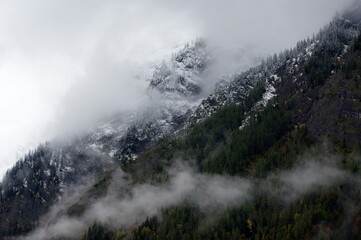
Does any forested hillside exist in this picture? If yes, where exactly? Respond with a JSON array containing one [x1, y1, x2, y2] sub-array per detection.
[[1, 4, 361, 240], [79, 14, 361, 240]]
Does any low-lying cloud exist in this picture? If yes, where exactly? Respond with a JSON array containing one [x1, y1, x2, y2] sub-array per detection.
[[21, 165, 251, 239], [281, 162, 344, 194], [21, 158, 353, 240], [275, 161, 346, 201]]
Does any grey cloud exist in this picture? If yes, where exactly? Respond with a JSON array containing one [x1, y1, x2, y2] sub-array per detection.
[[21, 165, 251, 240], [278, 161, 345, 201], [48, 0, 357, 139], [0, 0, 355, 175], [21, 155, 356, 240]]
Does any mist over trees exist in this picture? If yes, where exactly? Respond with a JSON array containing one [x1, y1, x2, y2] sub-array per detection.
[[0, 1, 361, 240]]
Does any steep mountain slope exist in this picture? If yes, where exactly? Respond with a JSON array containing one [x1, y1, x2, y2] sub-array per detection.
[[0, 143, 115, 237], [0, 40, 211, 238], [274, 16, 361, 146], [1, 5, 361, 240], [76, 11, 361, 240]]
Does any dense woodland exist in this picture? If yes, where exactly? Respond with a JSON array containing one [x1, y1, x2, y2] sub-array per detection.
[[79, 16, 361, 240]]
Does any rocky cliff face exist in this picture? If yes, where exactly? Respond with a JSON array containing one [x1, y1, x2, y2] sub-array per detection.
[[82, 40, 212, 165], [149, 39, 210, 97]]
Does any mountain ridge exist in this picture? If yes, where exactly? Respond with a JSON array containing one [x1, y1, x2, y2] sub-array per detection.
[[1, 7, 361, 239]]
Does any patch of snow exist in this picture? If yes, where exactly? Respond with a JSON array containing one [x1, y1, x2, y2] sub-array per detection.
[[305, 42, 316, 57], [343, 45, 349, 55], [109, 149, 117, 158], [64, 166, 75, 173], [23, 178, 28, 188], [239, 76, 278, 131], [270, 74, 281, 83], [44, 169, 51, 176], [88, 143, 103, 152]]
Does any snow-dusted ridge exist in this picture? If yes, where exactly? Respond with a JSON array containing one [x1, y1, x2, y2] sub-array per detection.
[[1, 13, 360, 238]]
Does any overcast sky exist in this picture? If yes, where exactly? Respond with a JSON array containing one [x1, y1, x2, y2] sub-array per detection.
[[0, 0, 354, 177]]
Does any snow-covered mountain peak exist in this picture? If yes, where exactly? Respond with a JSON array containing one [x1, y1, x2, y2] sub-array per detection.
[[149, 39, 211, 97]]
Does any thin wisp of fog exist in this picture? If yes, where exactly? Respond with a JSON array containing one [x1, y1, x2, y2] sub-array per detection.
[[0, 0, 354, 176], [21, 158, 353, 240]]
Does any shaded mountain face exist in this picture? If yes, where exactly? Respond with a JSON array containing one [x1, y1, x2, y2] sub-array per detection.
[[1, 6, 361, 240], [112, 16, 361, 239], [273, 16, 361, 146]]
